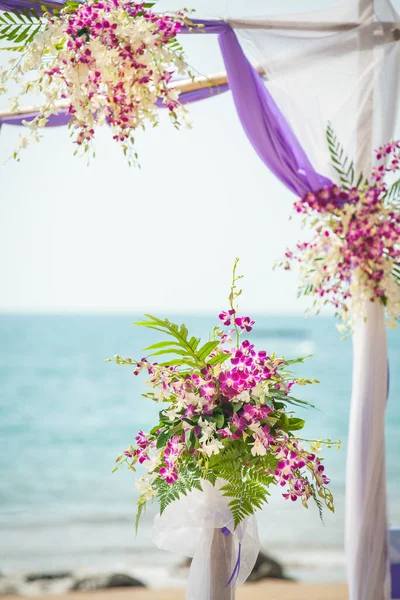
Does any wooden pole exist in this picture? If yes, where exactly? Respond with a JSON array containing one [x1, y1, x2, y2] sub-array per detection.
[[356, 0, 374, 174], [229, 18, 397, 33], [210, 529, 234, 600], [0, 67, 265, 121]]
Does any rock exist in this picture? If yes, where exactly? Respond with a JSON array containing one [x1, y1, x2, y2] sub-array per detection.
[[181, 550, 292, 582], [25, 572, 72, 582], [247, 551, 292, 582], [71, 573, 145, 591]]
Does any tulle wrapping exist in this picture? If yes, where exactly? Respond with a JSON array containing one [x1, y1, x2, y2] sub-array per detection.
[[153, 479, 260, 600]]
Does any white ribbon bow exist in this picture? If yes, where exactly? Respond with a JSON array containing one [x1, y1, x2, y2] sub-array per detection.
[[153, 479, 260, 600]]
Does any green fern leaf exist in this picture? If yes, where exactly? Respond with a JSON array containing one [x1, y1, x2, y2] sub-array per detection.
[[310, 484, 325, 524], [384, 177, 400, 203], [206, 352, 231, 366], [135, 499, 147, 533], [0, 7, 43, 48], [197, 340, 220, 361], [326, 123, 362, 191]]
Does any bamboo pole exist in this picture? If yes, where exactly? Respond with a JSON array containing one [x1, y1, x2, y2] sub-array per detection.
[[228, 18, 397, 33], [356, 0, 374, 176], [0, 67, 265, 121]]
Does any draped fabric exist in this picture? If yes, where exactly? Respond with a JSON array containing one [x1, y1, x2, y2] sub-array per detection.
[[0, 0, 63, 9], [229, 0, 400, 176], [229, 2, 400, 599], [391, 529, 400, 599], [0, 14, 330, 196], [346, 302, 390, 600]]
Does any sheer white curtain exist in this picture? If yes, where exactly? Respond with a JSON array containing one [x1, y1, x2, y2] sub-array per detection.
[[227, 2, 399, 599], [229, 0, 400, 176]]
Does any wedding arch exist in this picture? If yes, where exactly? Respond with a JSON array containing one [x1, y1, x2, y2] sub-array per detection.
[[0, 1, 399, 599]]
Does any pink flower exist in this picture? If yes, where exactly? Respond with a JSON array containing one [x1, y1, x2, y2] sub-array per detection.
[[219, 309, 236, 326], [235, 316, 255, 332], [200, 382, 217, 399], [159, 466, 178, 484]]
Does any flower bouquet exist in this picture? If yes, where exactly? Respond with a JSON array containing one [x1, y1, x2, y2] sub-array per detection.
[[111, 260, 337, 598], [280, 127, 400, 332], [0, 0, 193, 163]]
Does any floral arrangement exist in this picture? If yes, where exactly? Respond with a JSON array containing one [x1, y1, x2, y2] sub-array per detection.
[[111, 260, 337, 529], [280, 126, 400, 330], [0, 1, 193, 163]]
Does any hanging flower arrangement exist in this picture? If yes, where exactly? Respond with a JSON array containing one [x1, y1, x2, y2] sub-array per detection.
[[0, 1, 194, 163], [110, 260, 337, 529], [279, 126, 400, 331]]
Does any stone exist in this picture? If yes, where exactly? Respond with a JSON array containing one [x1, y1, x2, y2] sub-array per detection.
[[71, 573, 145, 591], [181, 550, 291, 583], [25, 572, 72, 582], [247, 551, 292, 582]]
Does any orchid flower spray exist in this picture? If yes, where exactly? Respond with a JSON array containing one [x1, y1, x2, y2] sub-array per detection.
[[111, 260, 337, 529], [0, 0, 194, 163], [280, 126, 400, 332]]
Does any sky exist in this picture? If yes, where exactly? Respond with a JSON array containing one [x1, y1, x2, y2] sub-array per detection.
[[0, 0, 398, 314]]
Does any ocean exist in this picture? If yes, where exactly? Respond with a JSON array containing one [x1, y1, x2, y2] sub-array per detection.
[[1, 314, 399, 586]]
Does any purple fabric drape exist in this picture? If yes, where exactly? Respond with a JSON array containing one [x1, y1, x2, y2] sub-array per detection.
[[182, 20, 331, 196], [0, 0, 65, 11], [0, 83, 230, 128], [0, 5, 330, 196]]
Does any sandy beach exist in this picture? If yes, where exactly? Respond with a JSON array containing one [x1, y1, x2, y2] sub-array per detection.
[[2, 582, 348, 600]]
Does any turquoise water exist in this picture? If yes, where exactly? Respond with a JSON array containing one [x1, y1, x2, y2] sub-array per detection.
[[1, 314, 399, 583]]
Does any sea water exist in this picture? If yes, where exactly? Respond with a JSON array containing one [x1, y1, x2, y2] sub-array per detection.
[[0, 314, 399, 585]]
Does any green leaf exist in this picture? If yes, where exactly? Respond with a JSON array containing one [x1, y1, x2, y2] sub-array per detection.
[[279, 413, 290, 433], [15, 24, 32, 43], [3, 12, 16, 23], [215, 413, 225, 429], [272, 401, 285, 410], [207, 352, 231, 366], [0, 9, 42, 47], [158, 358, 198, 368], [286, 395, 316, 409], [147, 348, 193, 358], [185, 428, 196, 451], [150, 423, 163, 435], [136, 315, 199, 358], [26, 24, 41, 43], [0, 44, 26, 51], [197, 340, 220, 361], [0, 24, 12, 37], [21, 8, 34, 22], [154, 467, 203, 514], [287, 417, 306, 431], [156, 430, 171, 449], [284, 355, 312, 365], [232, 402, 243, 414], [135, 499, 147, 533], [144, 340, 183, 351], [5, 25, 23, 41], [384, 177, 400, 203], [188, 336, 201, 351], [326, 123, 363, 190]]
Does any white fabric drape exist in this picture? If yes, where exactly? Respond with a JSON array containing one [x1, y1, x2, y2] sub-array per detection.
[[153, 480, 260, 600], [347, 301, 390, 600], [227, 2, 399, 599], [229, 0, 400, 176]]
